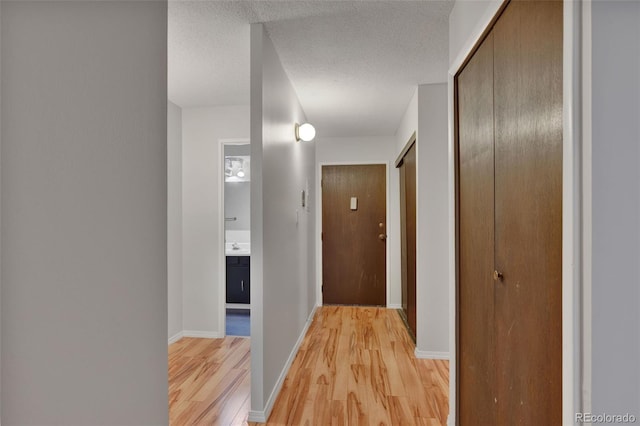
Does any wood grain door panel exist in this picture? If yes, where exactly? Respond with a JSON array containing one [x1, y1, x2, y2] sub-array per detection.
[[399, 143, 417, 336], [400, 165, 409, 315], [457, 32, 496, 426], [322, 164, 387, 306], [493, 1, 563, 423], [456, 0, 563, 423]]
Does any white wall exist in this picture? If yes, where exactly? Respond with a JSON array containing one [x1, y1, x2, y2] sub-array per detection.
[[394, 84, 450, 357], [249, 23, 316, 420], [182, 105, 249, 335], [0, 1, 3, 418], [315, 136, 401, 308], [591, 0, 640, 417], [416, 84, 449, 356], [448, 0, 499, 66], [0, 2, 168, 424], [396, 88, 418, 154], [225, 182, 250, 230], [168, 100, 183, 341]]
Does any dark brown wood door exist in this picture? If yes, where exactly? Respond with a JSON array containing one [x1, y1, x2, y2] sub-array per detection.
[[493, 1, 563, 423], [457, 31, 496, 426], [399, 142, 417, 337], [456, 0, 562, 424], [322, 164, 386, 306]]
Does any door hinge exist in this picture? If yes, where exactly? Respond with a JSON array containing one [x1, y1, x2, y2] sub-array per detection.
[[322, 285, 324, 293], [321, 179, 323, 188], [321, 231, 323, 241]]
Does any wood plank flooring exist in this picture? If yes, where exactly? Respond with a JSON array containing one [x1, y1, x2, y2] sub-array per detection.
[[169, 336, 251, 425], [169, 306, 449, 425]]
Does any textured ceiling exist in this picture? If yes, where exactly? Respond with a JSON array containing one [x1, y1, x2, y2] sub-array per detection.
[[168, 1, 453, 137]]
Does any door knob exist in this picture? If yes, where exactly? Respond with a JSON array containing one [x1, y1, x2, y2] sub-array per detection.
[[493, 270, 503, 281], [378, 234, 387, 241]]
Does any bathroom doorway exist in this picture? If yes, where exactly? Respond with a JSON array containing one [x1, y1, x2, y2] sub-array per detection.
[[221, 140, 251, 337]]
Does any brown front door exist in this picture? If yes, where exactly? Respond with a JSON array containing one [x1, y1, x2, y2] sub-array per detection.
[[398, 141, 417, 337], [322, 164, 386, 306]]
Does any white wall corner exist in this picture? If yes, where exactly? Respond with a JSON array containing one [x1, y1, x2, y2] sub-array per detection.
[[248, 305, 318, 423], [168, 331, 184, 345]]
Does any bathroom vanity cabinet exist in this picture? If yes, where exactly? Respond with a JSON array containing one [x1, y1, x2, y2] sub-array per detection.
[[226, 256, 250, 304]]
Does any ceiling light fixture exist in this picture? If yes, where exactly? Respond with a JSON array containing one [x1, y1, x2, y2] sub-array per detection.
[[295, 122, 316, 142], [236, 170, 245, 178]]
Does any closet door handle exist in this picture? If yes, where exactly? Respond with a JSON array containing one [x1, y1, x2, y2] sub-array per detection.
[[493, 270, 503, 281], [241, 280, 244, 291]]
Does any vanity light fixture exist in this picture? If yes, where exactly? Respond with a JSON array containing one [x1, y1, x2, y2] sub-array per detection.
[[295, 122, 316, 142]]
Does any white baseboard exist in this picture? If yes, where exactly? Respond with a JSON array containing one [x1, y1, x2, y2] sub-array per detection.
[[247, 304, 319, 423], [414, 348, 450, 360], [387, 303, 402, 309], [168, 331, 184, 345], [183, 330, 223, 339], [247, 411, 267, 423]]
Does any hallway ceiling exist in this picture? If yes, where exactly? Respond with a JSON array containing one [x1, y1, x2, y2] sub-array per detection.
[[169, 1, 453, 137]]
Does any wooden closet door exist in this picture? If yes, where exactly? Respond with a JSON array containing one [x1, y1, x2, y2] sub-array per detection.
[[493, 1, 563, 424], [399, 142, 417, 337], [457, 33, 496, 426]]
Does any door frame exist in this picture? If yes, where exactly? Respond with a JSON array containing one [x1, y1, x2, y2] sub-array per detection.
[[448, 1, 589, 425], [315, 161, 391, 307], [218, 138, 251, 338]]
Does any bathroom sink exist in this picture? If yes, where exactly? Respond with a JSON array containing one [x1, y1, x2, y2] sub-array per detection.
[[225, 242, 250, 256]]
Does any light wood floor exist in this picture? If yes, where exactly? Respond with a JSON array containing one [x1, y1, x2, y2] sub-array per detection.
[[169, 306, 449, 425], [169, 336, 251, 425]]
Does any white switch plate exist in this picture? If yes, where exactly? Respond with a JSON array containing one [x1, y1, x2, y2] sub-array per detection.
[[350, 197, 358, 210]]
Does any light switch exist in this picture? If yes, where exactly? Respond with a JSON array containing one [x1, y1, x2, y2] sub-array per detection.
[[350, 197, 358, 210]]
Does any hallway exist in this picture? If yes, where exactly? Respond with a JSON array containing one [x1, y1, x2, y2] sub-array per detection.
[[268, 306, 449, 425], [169, 306, 448, 425]]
